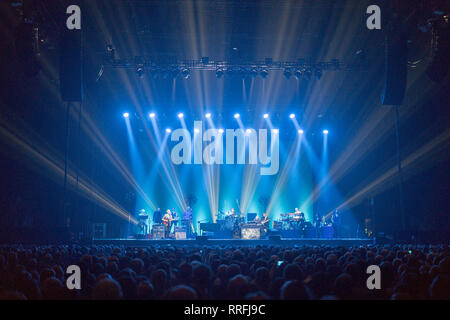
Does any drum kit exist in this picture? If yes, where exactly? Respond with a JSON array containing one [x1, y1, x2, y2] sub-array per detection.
[[223, 210, 245, 231]]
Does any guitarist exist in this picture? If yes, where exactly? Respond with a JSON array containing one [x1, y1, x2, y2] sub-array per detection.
[[162, 210, 174, 238], [261, 212, 270, 236]]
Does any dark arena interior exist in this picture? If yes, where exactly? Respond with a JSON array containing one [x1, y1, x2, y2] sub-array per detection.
[[0, 0, 449, 305]]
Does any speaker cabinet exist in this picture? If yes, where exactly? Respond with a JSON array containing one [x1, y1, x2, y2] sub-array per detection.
[[60, 29, 83, 102], [381, 24, 407, 105]]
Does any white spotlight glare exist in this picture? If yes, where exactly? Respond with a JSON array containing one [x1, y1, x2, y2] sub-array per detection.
[[246, 128, 252, 134], [289, 113, 295, 119], [177, 113, 184, 119], [263, 113, 269, 119], [194, 128, 200, 133], [273, 129, 279, 133], [205, 112, 211, 119], [298, 129, 304, 134], [165, 128, 172, 133], [123, 112, 129, 118], [149, 112, 155, 119], [218, 128, 224, 134], [323, 129, 329, 134], [234, 113, 240, 119]]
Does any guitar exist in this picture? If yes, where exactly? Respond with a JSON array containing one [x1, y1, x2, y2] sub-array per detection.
[[162, 215, 177, 226]]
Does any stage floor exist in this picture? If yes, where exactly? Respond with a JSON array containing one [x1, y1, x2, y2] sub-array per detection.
[[92, 238, 373, 246]]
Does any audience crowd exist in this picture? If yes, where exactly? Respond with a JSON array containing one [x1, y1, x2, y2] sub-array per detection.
[[0, 244, 449, 300]]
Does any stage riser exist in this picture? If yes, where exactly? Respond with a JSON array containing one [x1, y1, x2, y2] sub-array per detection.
[[92, 238, 374, 247]]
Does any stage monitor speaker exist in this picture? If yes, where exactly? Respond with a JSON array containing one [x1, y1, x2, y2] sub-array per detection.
[[60, 29, 83, 102], [381, 23, 407, 106]]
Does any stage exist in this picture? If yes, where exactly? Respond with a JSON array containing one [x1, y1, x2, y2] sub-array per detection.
[[92, 237, 374, 247]]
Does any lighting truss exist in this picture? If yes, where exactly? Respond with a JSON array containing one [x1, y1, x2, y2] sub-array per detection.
[[103, 55, 358, 78]]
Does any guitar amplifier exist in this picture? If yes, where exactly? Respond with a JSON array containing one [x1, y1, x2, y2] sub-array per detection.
[[241, 224, 261, 239], [152, 224, 165, 239], [175, 226, 187, 240]]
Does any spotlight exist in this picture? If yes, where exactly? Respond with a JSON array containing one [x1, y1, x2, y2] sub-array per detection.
[[149, 112, 156, 119], [177, 113, 184, 119], [234, 113, 240, 119], [323, 129, 329, 134], [289, 113, 295, 119], [194, 128, 200, 133], [165, 128, 172, 133], [218, 128, 224, 133], [181, 68, 190, 79], [294, 69, 303, 79], [260, 69, 269, 79], [273, 129, 279, 133], [136, 65, 145, 78], [205, 112, 211, 119], [250, 68, 258, 78], [216, 68, 224, 78], [246, 128, 252, 134], [298, 129, 304, 134], [123, 112, 130, 118], [263, 113, 269, 119]]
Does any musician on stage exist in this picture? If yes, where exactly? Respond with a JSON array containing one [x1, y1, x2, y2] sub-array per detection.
[[182, 206, 195, 237], [261, 212, 270, 236], [162, 209, 174, 238], [253, 215, 261, 223], [261, 212, 270, 226], [313, 211, 322, 237], [137, 209, 149, 236], [170, 208, 178, 233], [331, 209, 342, 238]]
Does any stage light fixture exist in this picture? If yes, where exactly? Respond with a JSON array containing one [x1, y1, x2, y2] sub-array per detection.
[[246, 128, 252, 134], [216, 68, 224, 78], [260, 69, 269, 78], [263, 113, 269, 119], [194, 128, 200, 133], [289, 113, 295, 119], [273, 129, 279, 133], [205, 113, 211, 119], [294, 69, 303, 79], [181, 68, 190, 79], [136, 65, 145, 78], [165, 128, 172, 133], [177, 113, 184, 119], [123, 112, 130, 118], [234, 113, 240, 119], [298, 129, 304, 134], [323, 129, 329, 134], [218, 128, 224, 133], [149, 112, 156, 119]]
